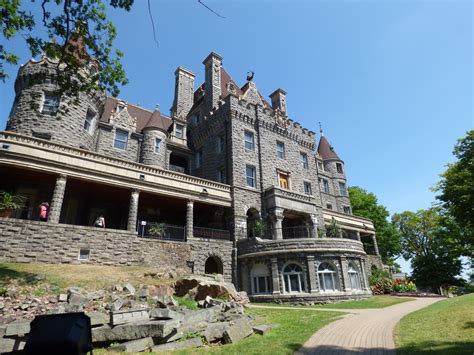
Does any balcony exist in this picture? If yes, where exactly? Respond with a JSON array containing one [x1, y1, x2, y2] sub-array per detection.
[[264, 186, 316, 214], [264, 226, 311, 239], [193, 226, 231, 241]]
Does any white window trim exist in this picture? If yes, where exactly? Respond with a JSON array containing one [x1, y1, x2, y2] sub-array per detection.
[[251, 264, 271, 295], [244, 131, 255, 151], [318, 262, 340, 293], [282, 261, 305, 294], [304, 181, 312, 195], [113, 129, 129, 150], [154, 137, 161, 153]]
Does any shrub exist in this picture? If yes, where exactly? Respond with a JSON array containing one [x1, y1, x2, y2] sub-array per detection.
[[392, 279, 417, 293], [369, 268, 393, 295]]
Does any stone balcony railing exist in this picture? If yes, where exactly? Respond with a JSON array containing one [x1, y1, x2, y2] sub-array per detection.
[[237, 237, 365, 258], [264, 186, 316, 214]]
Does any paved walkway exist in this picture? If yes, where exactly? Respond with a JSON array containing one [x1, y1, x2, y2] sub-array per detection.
[[294, 297, 441, 355]]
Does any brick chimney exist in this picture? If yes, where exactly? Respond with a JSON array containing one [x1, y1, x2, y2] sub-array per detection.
[[171, 67, 195, 120], [203, 52, 223, 111], [269, 88, 287, 114]]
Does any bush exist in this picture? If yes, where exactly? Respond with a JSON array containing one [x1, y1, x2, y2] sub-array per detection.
[[369, 268, 393, 295], [393, 278, 417, 293]]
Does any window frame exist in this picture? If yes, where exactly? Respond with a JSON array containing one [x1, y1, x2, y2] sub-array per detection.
[[304, 181, 312, 195], [244, 131, 255, 151], [301, 152, 309, 169], [276, 141, 285, 160], [322, 179, 330, 193], [175, 124, 184, 139], [336, 163, 343, 174], [318, 262, 339, 292], [218, 167, 226, 183], [326, 204, 333, 210], [83, 109, 95, 133], [113, 129, 129, 150], [246, 165, 256, 188], [339, 182, 347, 196], [42, 92, 60, 115], [278, 171, 290, 190], [343, 206, 351, 214], [154, 137, 162, 153], [282, 262, 305, 294]]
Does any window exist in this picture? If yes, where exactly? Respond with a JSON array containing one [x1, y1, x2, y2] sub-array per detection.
[[348, 263, 361, 290], [196, 150, 202, 168], [304, 182, 312, 195], [116, 104, 125, 113], [283, 263, 305, 293], [154, 138, 161, 153], [336, 163, 343, 174], [246, 165, 256, 188], [318, 263, 339, 292], [301, 152, 309, 169], [276, 141, 285, 159], [339, 182, 347, 196], [218, 168, 226, 183], [317, 161, 324, 171], [175, 124, 184, 139], [278, 172, 289, 189], [251, 264, 271, 294], [42, 93, 60, 114], [322, 179, 330, 193], [326, 204, 333, 210], [244, 131, 254, 151], [343, 206, 351, 214], [84, 110, 95, 132], [78, 249, 90, 261], [113, 129, 128, 150], [217, 135, 225, 153]]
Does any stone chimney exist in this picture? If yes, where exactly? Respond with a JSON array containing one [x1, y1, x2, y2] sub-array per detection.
[[171, 67, 195, 120], [269, 88, 287, 114], [203, 52, 223, 111]]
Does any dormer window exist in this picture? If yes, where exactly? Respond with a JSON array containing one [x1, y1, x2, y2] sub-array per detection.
[[155, 138, 161, 153], [175, 124, 184, 139], [116, 104, 126, 114], [114, 129, 128, 150]]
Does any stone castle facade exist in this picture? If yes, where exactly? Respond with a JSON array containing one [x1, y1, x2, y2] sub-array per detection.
[[0, 51, 383, 302]]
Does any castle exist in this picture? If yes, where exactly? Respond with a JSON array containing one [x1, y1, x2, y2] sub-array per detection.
[[0, 51, 383, 302]]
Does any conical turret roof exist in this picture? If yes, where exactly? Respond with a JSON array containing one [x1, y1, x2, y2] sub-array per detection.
[[143, 109, 169, 132], [317, 135, 340, 160]]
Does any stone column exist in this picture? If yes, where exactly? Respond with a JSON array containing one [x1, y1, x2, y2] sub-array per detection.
[[372, 233, 380, 256], [360, 258, 369, 291], [186, 200, 194, 240], [272, 208, 284, 240], [127, 189, 140, 232], [340, 256, 350, 291], [309, 214, 318, 238], [355, 231, 361, 242], [307, 255, 318, 293], [270, 258, 280, 294], [48, 174, 67, 223]]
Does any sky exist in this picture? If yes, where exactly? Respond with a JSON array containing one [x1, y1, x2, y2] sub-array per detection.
[[0, 0, 472, 271]]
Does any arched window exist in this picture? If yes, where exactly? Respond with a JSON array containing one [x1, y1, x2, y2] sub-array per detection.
[[246, 208, 260, 238], [251, 264, 271, 294], [318, 262, 340, 292], [348, 263, 361, 290], [283, 263, 305, 293]]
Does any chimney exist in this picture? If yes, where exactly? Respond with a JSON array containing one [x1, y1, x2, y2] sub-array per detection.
[[269, 88, 287, 114], [172, 67, 195, 120], [203, 52, 223, 111]]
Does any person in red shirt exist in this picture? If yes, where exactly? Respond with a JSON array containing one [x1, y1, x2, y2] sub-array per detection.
[[38, 202, 49, 222]]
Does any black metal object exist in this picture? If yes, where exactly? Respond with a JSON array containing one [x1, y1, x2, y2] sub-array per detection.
[[25, 312, 92, 355]]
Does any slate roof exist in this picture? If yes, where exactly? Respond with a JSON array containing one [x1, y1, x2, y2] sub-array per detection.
[[317, 135, 341, 160]]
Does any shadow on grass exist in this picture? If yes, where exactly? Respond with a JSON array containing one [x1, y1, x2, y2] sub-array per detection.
[[0, 265, 42, 287], [297, 342, 474, 354], [463, 321, 474, 329]]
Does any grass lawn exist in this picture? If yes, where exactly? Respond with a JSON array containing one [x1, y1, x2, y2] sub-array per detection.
[[0, 262, 173, 291], [253, 295, 414, 310], [395, 293, 474, 355]]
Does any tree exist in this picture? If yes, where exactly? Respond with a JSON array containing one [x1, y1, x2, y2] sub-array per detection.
[[0, 0, 134, 97], [392, 208, 463, 291], [434, 130, 474, 256], [348, 186, 401, 266]]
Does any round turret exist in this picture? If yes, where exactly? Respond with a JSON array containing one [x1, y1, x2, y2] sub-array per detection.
[[139, 110, 169, 167], [6, 56, 105, 150]]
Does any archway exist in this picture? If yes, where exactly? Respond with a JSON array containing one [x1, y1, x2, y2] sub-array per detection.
[[204, 256, 223, 274], [246, 208, 260, 238]]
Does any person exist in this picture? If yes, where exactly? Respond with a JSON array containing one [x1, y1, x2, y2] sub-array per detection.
[[38, 202, 49, 222], [94, 214, 105, 228]]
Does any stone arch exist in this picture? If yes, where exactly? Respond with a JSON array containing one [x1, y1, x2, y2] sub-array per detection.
[[204, 255, 223, 275]]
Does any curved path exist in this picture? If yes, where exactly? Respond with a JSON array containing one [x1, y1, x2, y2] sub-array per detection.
[[294, 297, 441, 354]]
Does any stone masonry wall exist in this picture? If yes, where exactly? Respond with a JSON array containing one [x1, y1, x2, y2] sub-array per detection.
[[139, 129, 168, 168]]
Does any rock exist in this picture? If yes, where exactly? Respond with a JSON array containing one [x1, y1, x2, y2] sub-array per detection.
[[0, 324, 6, 337], [124, 283, 136, 295], [68, 287, 83, 294], [86, 312, 110, 327], [203, 321, 230, 343], [110, 309, 150, 326], [5, 319, 31, 336], [20, 304, 29, 310], [223, 318, 253, 344], [58, 294, 68, 302], [152, 337, 203, 352], [136, 288, 149, 299], [148, 285, 174, 297], [87, 290, 105, 300], [149, 308, 183, 321], [6, 289, 18, 298], [112, 297, 124, 312], [253, 324, 272, 335], [0, 338, 24, 353], [68, 293, 88, 308], [92, 320, 179, 343], [203, 296, 224, 308], [108, 337, 154, 352], [33, 274, 47, 281], [155, 295, 177, 308], [113, 284, 124, 292]]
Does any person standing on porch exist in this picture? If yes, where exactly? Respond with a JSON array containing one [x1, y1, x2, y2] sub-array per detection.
[[94, 214, 105, 228], [38, 202, 49, 222]]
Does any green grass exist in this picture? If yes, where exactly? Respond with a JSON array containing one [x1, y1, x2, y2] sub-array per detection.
[[174, 296, 199, 310], [253, 295, 414, 309], [395, 293, 474, 355]]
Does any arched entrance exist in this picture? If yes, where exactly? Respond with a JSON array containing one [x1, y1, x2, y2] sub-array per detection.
[[204, 256, 223, 274]]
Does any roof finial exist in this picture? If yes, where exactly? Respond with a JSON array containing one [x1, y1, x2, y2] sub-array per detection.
[[155, 103, 160, 111], [319, 122, 324, 136]]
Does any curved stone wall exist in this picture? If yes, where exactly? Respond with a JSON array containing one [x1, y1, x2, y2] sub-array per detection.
[[140, 128, 168, 168]]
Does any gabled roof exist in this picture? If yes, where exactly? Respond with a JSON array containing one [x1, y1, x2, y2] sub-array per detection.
[[100, 97, 172, 133], [317, 135, 341, 160]]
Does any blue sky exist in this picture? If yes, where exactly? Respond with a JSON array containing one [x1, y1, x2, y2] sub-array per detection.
[[1, 1, 472, 271]]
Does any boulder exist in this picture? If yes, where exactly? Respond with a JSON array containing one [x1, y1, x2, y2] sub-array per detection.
[[149, 308, 183, 321], [5, 320, 31, 336], [111, 297, 125, 312], [87, 290, 105, 301], [154, 295, 177, 308], [223, 318, 253, 344], [110, 309, 150, 326], [86, 312, 110, 327], [148, 285, 174, 297], [136, 288, 149, 299], [108, 337, 154, 352], [152, 337, 203, 352], [68, 293, 88, 308], [203, 321, 230, 343], [252, 324, 272, 335], [92, 320, 179, 343], [0, 338, 25, 353], [124, 283, 136, 295]]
